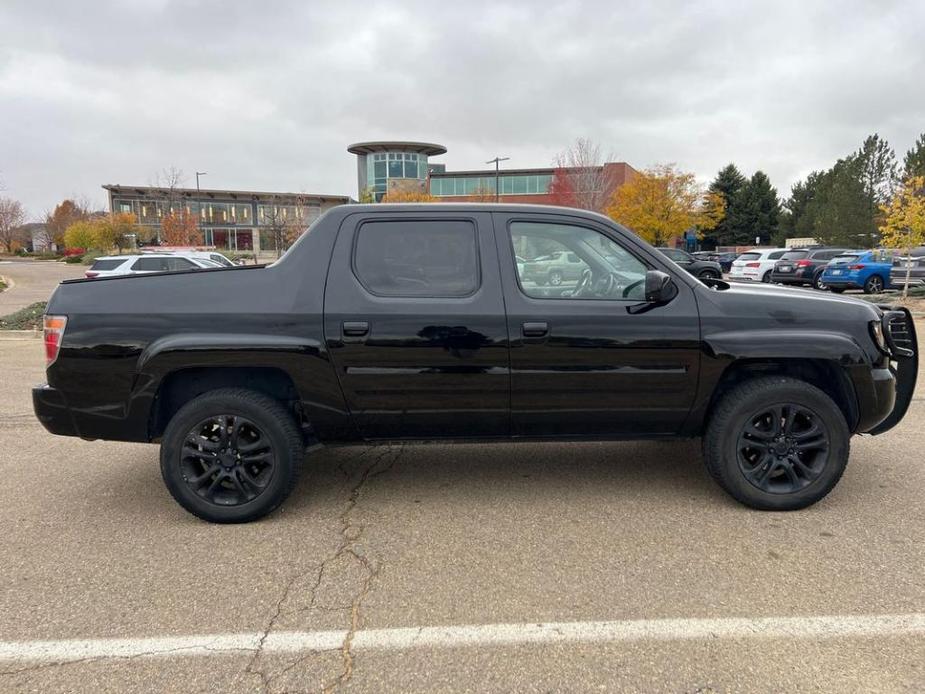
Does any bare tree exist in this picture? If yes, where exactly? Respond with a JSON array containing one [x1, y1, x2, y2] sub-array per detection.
[[260, 194, 312, 258], [552, 138, 619, 212], [0, 197, 26, 253], [149, 166, 197, 244]]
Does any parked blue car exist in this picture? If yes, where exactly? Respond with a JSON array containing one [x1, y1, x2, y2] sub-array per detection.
[[821, 249, 893, 294]]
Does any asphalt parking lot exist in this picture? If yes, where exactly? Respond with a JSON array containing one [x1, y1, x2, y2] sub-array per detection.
[[1, 263, 924, 692]]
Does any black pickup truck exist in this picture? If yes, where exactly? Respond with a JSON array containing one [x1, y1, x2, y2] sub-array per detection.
[[34, 204, 918, 523]]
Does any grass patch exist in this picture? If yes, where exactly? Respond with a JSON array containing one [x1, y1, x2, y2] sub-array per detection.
[[0, 279, 7, 293], [0, 302, 47, 330]]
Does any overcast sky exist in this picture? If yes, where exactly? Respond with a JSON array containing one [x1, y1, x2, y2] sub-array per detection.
[[1, 0, 923, 219]]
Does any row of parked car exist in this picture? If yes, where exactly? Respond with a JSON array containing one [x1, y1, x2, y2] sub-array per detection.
[[84, 251, 235, 278], [689, 246, 925, 294]]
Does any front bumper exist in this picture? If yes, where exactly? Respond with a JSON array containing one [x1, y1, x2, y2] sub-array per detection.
[[866, 308, 918, 435], [32, 384, 79, 437]]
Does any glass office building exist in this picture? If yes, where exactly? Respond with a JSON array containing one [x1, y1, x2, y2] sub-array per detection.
[[104, 185, 350, 254], [347, 141, 448, 202]]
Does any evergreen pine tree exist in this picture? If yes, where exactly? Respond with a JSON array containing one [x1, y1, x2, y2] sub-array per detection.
[[733, 171, 780, 245], [903, 133, 925, 179], [705, 164, 746, 247]]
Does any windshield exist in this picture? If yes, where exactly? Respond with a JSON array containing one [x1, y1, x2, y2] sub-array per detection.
[[780, 250, 808, 260]]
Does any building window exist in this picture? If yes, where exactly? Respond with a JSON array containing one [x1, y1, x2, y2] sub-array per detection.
[[430, 175, 551, 197]]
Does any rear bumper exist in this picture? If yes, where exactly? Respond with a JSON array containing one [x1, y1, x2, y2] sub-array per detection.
[[823, 279, 863, 289], [32, 384, 79, 437], [770, 273, 808, 285]]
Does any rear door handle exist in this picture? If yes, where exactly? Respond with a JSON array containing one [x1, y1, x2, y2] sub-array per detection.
[[522, 321, 549, 338], [342, 321, 370, 337]]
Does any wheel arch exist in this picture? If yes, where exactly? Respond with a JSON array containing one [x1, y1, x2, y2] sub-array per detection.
[[149, 366, 305, 442], [701, 358, 859, 435]]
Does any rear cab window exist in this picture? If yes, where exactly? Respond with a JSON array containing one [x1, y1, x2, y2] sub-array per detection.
[[90, 259, 127, 271], [830, 254, 860, 265], [780, 250, 808, 261], [737, 253, 760, 261], [352, 220, 480, 297]]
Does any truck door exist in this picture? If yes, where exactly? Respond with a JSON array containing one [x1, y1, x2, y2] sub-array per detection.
[[493, 211, 701, 437], [323, 211, 510, 440]]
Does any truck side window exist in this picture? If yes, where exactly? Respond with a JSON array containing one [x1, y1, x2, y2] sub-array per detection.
[[353, 220, 479, 297], [510, 221, 648, 301]]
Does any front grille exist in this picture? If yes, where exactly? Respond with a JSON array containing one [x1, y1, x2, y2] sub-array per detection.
[[884, 311, 915, 358]]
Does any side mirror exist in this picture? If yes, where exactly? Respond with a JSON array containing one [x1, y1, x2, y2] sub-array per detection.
[[645, 270, 678, 303]]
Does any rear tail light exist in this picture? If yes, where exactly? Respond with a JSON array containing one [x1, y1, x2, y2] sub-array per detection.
[[84, 271, 98, 278], [851, 264, 866, 270], [43, 315, 67, 367], [745, 262, 760, 268], [796, 260, 812, 267]]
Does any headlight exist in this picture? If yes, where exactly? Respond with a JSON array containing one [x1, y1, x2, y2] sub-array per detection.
[[869, 320, 888, 355]]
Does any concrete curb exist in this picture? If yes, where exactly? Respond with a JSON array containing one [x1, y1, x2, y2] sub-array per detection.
[[0, 330, 41, 340]]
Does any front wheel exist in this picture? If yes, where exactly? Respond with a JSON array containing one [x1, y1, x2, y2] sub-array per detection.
[[863, 275, 884, 294], [703, 376, 849, 511], [699, 270, 720, 280], [548, 270, 563, 286], [160, 388, 305, 523]]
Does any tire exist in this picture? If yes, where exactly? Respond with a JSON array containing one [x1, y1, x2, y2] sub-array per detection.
[[698, 270, 719, 280], [761, 271, 772, 283], [548, 270, 563, 286], [160, 388, 304, 523], [812, 272, 827, 290], [703, 376, 850, 511], [863, 275, 884, 294]]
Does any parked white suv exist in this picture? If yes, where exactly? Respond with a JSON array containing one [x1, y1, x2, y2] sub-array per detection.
[[85, 254, 223, 279], [729, 248, 788, 283]]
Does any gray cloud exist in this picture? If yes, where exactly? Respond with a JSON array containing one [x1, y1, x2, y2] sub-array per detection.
[[1, 0, 923, 218]]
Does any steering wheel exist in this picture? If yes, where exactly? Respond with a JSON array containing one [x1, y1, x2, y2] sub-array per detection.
[[622, 278, 645, 298], [573, 268, 593, 296]]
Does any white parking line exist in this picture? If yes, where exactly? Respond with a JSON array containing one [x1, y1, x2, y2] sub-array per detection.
[[2, 613, 924, 664]]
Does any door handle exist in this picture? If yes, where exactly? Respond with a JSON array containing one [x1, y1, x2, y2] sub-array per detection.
[[342, 321, 370, 337], [522, 321, 549, 338]]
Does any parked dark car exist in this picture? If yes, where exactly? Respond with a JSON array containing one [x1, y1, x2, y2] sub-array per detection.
[[34, 204, 917, 523], [657, 247, 723, 279], [712, 252, 739, 273], [770, 247, 848, 289], [890, 246, 925, 289]]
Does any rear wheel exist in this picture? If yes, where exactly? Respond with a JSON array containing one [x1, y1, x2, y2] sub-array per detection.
[[548, 270, 564, 286], [863, 275, 884, 294], [699, 269, 720, 280], [761, 270, 772, 283], [812, 272, 827, 290], [160, 388, 304, 523], [703, 376, 849, 511]]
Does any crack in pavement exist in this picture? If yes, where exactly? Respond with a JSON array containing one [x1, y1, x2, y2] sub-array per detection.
[[320, 443, 404, 693], [243, 443, 404, 694]]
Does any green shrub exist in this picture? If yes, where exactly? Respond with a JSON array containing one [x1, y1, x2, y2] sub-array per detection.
[[64, 255, 83, 264], [0, 302, 47, 330]]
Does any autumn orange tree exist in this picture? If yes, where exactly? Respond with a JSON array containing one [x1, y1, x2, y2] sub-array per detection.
[[605, 164, 724, 246], [879, 176, 925, 299], [45, 199, 91, 248], [160, 209, 201, 246], [380, 190, 438, 203]]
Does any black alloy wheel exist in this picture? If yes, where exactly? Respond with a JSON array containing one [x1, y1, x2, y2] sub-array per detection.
[[699, 270, 720, 280], [548, 270, 564, 286], [180, 415, 275, 506], [160, 388, 304, 523], [735, 404, 829, 494], [703, 376, 849, 511]]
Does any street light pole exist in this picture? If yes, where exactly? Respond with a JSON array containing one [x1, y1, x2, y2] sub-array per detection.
[[195, 172, 207, 246], [485, 157, 510, 202]]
